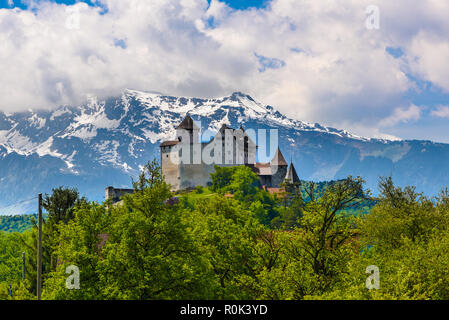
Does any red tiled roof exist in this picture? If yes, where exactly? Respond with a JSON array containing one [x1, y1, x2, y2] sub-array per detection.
[[265, 187, 286, 197], [254, 162, 271, 168]]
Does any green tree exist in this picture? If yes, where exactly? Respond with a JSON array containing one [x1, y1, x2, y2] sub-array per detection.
[[43, 201, 110, 300], [0, 232, 23, 289], [227, 166, 259, 201], [361, 176, 449, 250], [210, 165, 236, 192], [190, 195, 266, 299], [43, 186, 85, 225], [97, 160, 210, 299], [252, 176, 367, 298], [12, 187, 86, 297]]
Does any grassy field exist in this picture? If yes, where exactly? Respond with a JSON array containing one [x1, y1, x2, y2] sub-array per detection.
[[176, 186, 216, 206]]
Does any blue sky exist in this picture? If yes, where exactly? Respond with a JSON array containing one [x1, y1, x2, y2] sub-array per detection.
[[0, 0, 91, 8], [0, 0, 269, 10], [0, 0, 448, 143], [208, 0, 269, 10]]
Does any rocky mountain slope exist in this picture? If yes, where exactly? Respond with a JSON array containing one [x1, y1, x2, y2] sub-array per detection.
[[1, 89, 448, 214]]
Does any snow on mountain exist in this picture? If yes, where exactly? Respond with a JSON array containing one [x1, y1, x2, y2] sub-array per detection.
[[1, 89, 449, 214]]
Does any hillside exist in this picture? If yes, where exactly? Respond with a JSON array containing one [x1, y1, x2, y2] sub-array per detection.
[[1, 90, 449, 214], [0, 214, 48, 233]]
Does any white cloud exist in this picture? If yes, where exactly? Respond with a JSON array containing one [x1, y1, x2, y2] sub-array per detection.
[[0, 0, 448, 139], [408, 33, 449, 92], [7, 0, 13, 7], [379, 104, 421, 127], [431, 105, 449, 119]]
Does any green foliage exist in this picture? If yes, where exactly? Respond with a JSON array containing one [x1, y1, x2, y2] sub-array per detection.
[[4, 164, 449, 300], [179, 187, 214, 209], [210, 165, 280, 225], [362, 176, 449, 250], [244, 177, 367, 299], [43, 201, 111, 300], [0, 186, 85, 299], [0, 230, 36, 300], [99, 175, 205, 299], [0, 232, 23, 284], [210, 165, 237, 192], [189, 195, 267, 299], [226, 166, 259, 201], [43, 186, 86, 225], [132, 158, 165, 191], [212, 165, 259, 200], [195, 185, 204, 194]]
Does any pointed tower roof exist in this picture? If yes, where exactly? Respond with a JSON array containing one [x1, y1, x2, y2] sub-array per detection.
[[176, 115, 199, 130], [236, 125, 258, 149], [214, 123, 234, 141], [271, 148, 288, 166], [285, 162, 300, 183], [218, 123, 233, 133]]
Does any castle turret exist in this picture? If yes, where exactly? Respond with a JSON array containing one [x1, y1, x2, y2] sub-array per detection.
[[285, 162, 300, 184], [270, 148, 288, 187]]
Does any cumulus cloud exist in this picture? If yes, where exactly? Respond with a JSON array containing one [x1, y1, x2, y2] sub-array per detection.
[[0, 0, 448, 139], [431, 105, 449, 119], [408, 33, 449, 92], [379, 104, 421, 127]]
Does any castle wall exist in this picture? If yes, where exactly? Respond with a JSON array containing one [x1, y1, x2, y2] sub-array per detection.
[[258, 175, 272, 188], [179, 163, 215, 189], [178, 142, 239, 189], [105, 187, 134, 203]]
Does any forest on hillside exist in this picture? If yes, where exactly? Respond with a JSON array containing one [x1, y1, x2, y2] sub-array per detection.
[[1, 160, 449, 300], [0, 214, 49, 233]]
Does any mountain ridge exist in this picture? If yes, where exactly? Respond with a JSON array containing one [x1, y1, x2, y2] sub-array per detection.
[[1, 89, 448, 215]]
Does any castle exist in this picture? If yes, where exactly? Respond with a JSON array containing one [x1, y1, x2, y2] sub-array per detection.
[[160, 116, 300, 191]]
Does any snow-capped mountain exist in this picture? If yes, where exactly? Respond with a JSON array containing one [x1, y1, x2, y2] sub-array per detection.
[[1, 90, 449, 214]]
